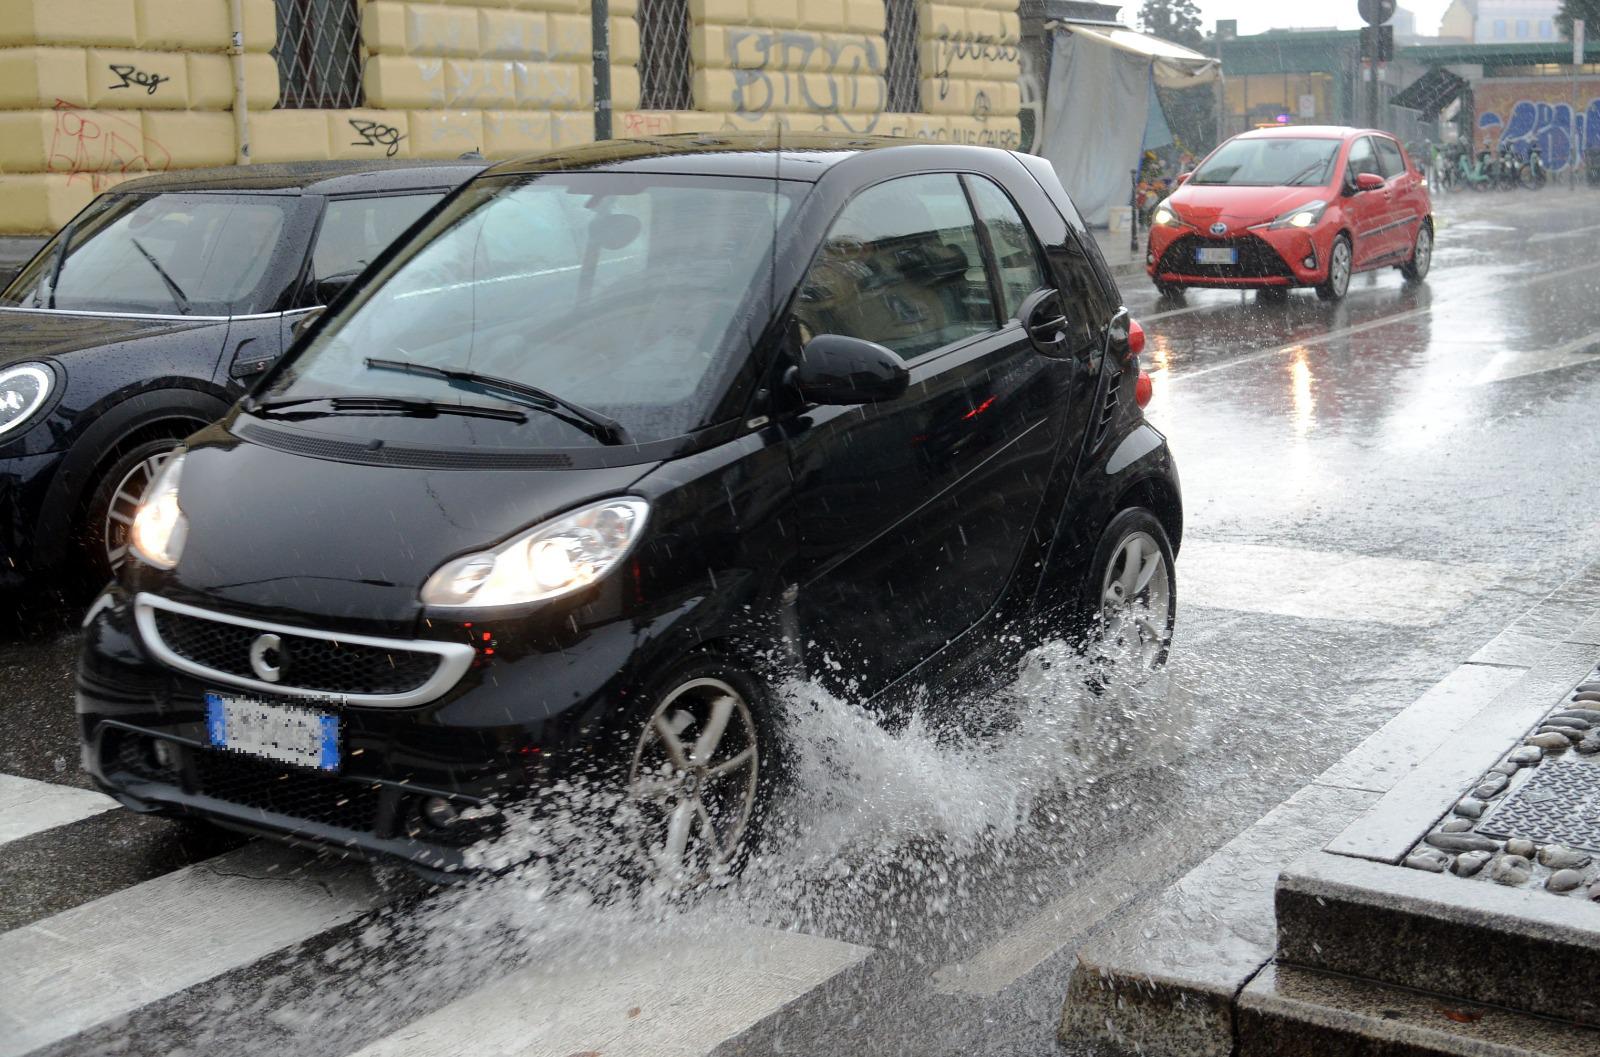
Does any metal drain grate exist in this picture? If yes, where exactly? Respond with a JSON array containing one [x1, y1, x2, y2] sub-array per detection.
[[1479, 756, 1600, 852]]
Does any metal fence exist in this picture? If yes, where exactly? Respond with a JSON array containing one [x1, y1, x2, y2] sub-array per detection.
[[273, 0, 364, 109], [638, 0, 693, 110], [884, 0, 921, 113]]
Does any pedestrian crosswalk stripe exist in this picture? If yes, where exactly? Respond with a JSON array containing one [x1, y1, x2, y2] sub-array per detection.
[[0, 842, 381, 1057], [0, 773, 117, 849], [346, 924, 870, 1057]]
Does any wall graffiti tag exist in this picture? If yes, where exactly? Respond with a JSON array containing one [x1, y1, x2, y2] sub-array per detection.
[[1475, 81, 1600, 171], [725, 29, 887, 132], [932, 30, 1018, 102], [47, 100, 172, 189], [349, 118, 406, 157], [106, 64, 170, 95]]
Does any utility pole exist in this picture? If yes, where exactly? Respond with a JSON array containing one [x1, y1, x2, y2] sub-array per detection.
[[1358, 0, 1396, 129], [1573, 19, 1585, 190]]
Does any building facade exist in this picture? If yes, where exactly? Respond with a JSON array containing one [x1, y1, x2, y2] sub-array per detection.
[[0, 0, 1023, 235]]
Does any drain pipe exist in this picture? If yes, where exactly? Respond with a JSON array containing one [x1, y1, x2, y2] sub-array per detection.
[[229, 0, 251, 164]]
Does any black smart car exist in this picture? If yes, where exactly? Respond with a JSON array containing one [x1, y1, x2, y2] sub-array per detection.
[[0, 160, 483, 585], [77, 135, 1181, 881]]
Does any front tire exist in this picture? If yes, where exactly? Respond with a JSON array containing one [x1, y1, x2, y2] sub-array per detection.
[[624, 655, 776, 888], [1400, 222, 1432, 283], [1316, 235, 1352, 302], [81, 435, 185, 581], [1079, 507, 1177, 688], [1155, 282, 1185, 301]]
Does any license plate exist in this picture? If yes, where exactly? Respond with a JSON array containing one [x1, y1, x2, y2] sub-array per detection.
[[205, 692, 339, 771], [1195, 247, 1238, 265]]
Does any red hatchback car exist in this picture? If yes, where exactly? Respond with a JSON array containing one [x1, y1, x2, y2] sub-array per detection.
[[1146, 126, 1432, 302]]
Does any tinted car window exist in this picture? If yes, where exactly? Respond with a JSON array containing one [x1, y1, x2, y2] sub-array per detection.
[[966, 175, 1050, 321], [795, 173, 997, 360], [2, 193, 293, 316], [269, 173, 800, 446], [1347, 137, 1382, 179], [1374, 137, 1407, 178], [311, 193, 443, 282]]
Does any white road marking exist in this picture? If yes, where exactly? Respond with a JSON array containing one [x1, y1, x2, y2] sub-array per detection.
[[0, 843, 381, 1057], [1527, 221, 1600, 243], [0, 773, 118, 848], [1472, 327, 1600, 385], [1179, 540, 1498, 627], [346, 924, 870, 1057]]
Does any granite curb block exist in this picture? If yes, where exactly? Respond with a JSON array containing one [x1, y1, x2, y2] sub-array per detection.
[[1058, 560, 1600, 1057]]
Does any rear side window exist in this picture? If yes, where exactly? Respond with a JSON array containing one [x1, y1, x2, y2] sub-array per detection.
[[965, 175, 1050, 321], [311, 193, 443, 284], [795, 173, 997, 361], [1374, 138, 1407, 177]]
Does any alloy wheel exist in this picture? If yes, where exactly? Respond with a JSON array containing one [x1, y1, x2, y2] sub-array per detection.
[[1411, 227, 1432, 279], [102, 449, 176, 573], [1097, 530, 1172, 672], [628, 676, 760, 886], [1328, 239, 1352, 298]]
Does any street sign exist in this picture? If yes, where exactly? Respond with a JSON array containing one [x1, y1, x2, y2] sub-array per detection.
[[1358, 0, 1396, 26], [1299, 93, 1317, 118]]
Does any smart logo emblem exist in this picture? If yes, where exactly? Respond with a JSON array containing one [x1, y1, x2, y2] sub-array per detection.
[[249, 633, 284, 683]]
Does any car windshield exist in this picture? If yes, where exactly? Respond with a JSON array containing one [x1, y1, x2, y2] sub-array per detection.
[[262, 172, 800, 447], [1, 192, 294, 316], [1189, 137, 1343, 187]]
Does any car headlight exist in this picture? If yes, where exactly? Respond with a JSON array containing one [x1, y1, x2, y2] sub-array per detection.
[[129, 452, 187, 570], [0, 363, 54, 440], [1153, 202, 1185, 228], [421, 498, 650, 608], [1268, 201, 1329, 229]]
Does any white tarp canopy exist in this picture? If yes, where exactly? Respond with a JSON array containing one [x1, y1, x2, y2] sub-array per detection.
[[1035, 23, 1218, 225]]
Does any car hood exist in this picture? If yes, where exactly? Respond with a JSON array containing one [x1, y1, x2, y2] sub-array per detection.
[[1167, 184, 1333, 230], [0, 309, 222, 366], [163, 423, 657, 632]]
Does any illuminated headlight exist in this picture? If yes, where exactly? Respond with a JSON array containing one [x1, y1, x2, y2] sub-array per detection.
[[1269, 201, 1329, 229], [421, 498, 649, 608], [1153, 203, 1184, 228], [129, 453, 187, 570], [0, 363, 53, 440]]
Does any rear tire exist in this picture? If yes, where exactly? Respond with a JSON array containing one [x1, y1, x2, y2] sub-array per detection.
[[1400, 222, 1432, 283], [1078, 507, 1177, 690], [1316, 235, 1352, 302]]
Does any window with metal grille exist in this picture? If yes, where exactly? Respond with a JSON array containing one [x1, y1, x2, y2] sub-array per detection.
[[637, 0, 692, 110], [273, 0, 364, 109], [884, 0, 921, 113]]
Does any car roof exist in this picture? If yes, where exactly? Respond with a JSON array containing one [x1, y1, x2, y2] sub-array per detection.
[[114, 160, 489, 195], [1233, 125, 1386, 141], [481, 132, 1009, 183]]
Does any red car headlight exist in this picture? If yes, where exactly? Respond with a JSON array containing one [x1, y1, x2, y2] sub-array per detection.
[[1261, 200, 1330, 230]]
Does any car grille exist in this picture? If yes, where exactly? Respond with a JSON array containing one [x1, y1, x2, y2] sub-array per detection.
[[1155, 234, 1294, 279], [191, 749, 384, 833], [152, 609, 441, 697]]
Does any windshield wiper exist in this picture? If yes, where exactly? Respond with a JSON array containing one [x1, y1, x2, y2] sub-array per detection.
[[1284, 160, 1330, 186], [246, 394, 528, 423], [364, 358, 631, 446], [129, 237, 191, 315]]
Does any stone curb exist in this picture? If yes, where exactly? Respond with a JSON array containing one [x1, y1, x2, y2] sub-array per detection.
[[1058, 560, 1600, 1057]]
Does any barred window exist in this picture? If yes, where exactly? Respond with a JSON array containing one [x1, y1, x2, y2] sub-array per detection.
[[638, 0, 693, 110], [273, 0, 364, 109], [884, 0, 921, 113]]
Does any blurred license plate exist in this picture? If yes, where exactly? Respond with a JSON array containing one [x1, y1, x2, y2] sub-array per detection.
[[1195, 247, 1238, 265], [205, 692, 339, 771]]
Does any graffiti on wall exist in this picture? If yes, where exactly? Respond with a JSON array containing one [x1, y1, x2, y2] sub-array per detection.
[[47, 100, 171, 190], [1476, 81, 1600, 171], [726, 29, 887, 131], [930, 30, 1019, 103]]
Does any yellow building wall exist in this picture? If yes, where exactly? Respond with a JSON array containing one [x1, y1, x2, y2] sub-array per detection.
[[0, 0, 1023, 235]]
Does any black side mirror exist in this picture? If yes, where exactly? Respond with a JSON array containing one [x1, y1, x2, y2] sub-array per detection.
[[1017, 287, 1069, 357], [790, 334, 909, 406], [314, 271, 359, 305]]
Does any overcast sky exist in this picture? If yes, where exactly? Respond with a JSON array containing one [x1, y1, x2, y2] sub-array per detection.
[[1184, 1, 1455, 37]]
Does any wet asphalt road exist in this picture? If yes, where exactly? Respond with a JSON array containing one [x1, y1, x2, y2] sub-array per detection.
[[5, 188, 1600, 1056]]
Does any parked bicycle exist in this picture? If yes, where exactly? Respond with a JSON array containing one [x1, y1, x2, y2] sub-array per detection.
[[1519, 143, 1548, 189]]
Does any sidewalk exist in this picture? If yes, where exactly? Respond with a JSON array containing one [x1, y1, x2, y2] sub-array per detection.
[[1088, 225, 1145, 280], [1060, 562, 1600, 1056]]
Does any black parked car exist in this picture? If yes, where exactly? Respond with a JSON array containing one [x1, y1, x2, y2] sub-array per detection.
[[78, 135, 1181, 882], [0, 160, 484, 585]]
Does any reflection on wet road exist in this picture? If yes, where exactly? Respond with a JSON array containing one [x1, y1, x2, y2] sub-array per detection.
[[3, 190, 1600, 1057]]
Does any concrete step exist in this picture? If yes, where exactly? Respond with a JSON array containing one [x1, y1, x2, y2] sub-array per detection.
[[1239, 962, 1600, 1057]]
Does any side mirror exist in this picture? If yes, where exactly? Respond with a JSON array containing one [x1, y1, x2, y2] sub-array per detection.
[[791, 334, 909, 406], [1175, 171, 1192, 186], [1354, 172, 1385, 192], [314, 271, 359, 305], [1016, 287, 1069, 357]]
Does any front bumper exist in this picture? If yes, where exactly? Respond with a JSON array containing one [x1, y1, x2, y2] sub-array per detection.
[[0, 448, 67, 583], [1147, 225, 1327, 288], [77, 585, 637, 876]]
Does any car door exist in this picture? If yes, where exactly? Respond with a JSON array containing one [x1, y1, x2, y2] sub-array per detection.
[[784, 172, 1072, 696], [1374, 135, 1421, 257], [1342, 136, 1394, 267]]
